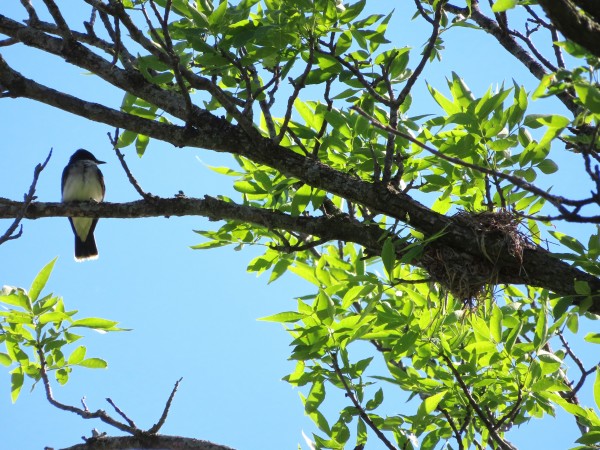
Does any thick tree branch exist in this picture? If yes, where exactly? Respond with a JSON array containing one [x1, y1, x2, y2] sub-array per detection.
[[538, 0, 600, 58], [1, 196, 600, 313], [60, 435, 236, 450], [0, 56, 193, 145]]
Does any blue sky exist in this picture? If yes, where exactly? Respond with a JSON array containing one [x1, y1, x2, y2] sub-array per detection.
[[0, 1, 597, 449]]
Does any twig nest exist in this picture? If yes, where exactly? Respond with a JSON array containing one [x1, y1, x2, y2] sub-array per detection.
[[421, 210, 532, 304]]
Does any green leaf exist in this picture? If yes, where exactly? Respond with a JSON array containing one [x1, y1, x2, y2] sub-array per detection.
[[305, 380, 326, 413], [308, 408, 331, 435], [449, 72, 475, 107], [533, 305, 548, 349], [116, 130, 137, 148], [574, 280, 591, 296], [419, 390, 447, 415], [233, 180, 266, 194], [464, 340, 497, 354], [0, 290, 30, 310], [10, 369, 24, 403], [365, 388, 384, 410], [29, 258, 57, 303], [574, 83, 600, 114], [550, 231, 586, 255], [0, 353, 12, 366], [70, 318, 119, 330], [269, 259, 292, 284], [205, 165, 243, 176], [537, 159, 558, 174], [553, 297, 572, 319], [381, 237, 396, 279], [259, 311, 305, 323], [492, 0, 516, 12], [490, 305, 503, 342], [576, 431, 600, 445], [208, 0, 227, 27], [135, 134, 150, 157], [331, 418, 350, 445], [585, 333, 600, 344], [428, 83, 459, 115], [38, 311, 70, 325], [594, 369, 600, 409], [335, 31, 353, 56], [78, 358, 108, 369], [566, 313, 579, 334], [357, 418, 367, 445], [291, 184, 312, 217], [524, 114, 570, 129], [68, 346, 87, 365], [56, 368, 69, 385]]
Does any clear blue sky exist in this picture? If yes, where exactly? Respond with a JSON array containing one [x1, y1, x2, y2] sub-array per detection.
[[0, 2, 596, 449]]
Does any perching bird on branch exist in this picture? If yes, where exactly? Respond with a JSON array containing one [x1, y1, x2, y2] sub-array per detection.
[[61, 149, 105, 261]]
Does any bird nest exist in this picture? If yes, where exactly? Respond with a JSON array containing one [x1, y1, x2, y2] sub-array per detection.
[[420, 210, 532, 305]]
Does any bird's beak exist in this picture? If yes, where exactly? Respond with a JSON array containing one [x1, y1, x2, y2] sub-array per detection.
[[97, 160, 106, 164]]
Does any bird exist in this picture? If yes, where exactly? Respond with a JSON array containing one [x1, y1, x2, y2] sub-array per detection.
[[61, 149, 106, 261]]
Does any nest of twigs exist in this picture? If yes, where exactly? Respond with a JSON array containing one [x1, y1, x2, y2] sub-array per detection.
[[421, 210, 532, 306]]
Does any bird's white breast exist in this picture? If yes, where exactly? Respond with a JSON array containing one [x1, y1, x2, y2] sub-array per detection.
[[62, 161, 104, 202]]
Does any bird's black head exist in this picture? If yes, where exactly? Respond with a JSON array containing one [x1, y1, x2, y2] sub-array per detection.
[[69, 149, 105, 165]]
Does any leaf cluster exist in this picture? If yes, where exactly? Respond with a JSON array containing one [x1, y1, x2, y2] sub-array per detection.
[[0, 259, 122, 402]]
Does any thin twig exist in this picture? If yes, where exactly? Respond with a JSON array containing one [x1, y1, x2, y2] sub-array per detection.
[[413, 0, 435, 25], [19, 0, 39, 24], [558, 331, 586, 375], [148, 0, 194, 121], [0, 38, 19, 47], [439, 407, 465, 450], [108, 129, 155, 200], [276, 38, 316, 144], [441, 354, 516, 450], [494, 388, 523, 431], [0, 149, 52, 246], [509, 30, 557, 72], [396, 0, 445, 108], [351, 105, 591, 213], [392, 277, 432, 286], [271, 237, 325, 254], [106, 398, 137, 429], [320, 45, 392, 107], [41, 0, 73, 40], [147, 378, 183, 434], [37, 347, 135, 434], [330, 353, 398, 450], [311, 77, 335, 158]]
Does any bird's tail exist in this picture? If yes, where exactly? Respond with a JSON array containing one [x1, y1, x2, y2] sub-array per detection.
[[74, 233, 99, 261]]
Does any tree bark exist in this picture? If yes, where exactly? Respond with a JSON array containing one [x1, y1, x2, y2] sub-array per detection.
[[59, 435, 235, 450], [538, 0, 600, 58]]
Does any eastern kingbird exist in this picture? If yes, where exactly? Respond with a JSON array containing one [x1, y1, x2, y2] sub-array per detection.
[[61, 149, 106, 261]]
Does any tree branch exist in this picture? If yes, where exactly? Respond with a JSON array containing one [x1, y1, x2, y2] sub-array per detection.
[[60, 435, 236, 450], [330, 353, 398, 450], [1, 195, 599, 313], [147, 377, 183, 434], [441, 354, 517, 450], [442, 3, 579, 113], [538, 0, 600, 58]]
